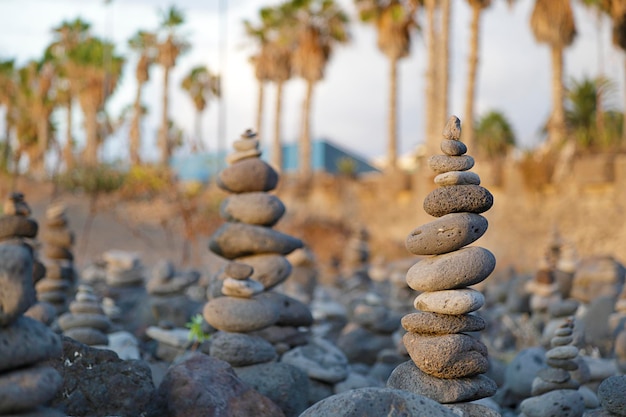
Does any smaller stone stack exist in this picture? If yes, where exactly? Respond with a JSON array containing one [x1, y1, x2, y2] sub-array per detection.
[[0, 193, 44, 281], [37, 201, 76, 314], [104, 250, 145, 287], [340, 227, 370, 286], [520, 318, 586, 417], [203, 129, 303, 336], [147, 260, 201, 327], [610, 287, 626, 371], [58, 283, 112, 346], [0, 243, 64, 417], [387, 116, 497, 407]]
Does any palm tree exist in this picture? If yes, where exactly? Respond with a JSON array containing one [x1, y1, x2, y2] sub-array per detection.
[[48, 18, 91, 170], [14, 59, 55, 176], [592, 0, 626, 142], [291, 0, 349, 180], [245, 4, 294, 171], [180, 65, 220, 152], [474, 110, 516, 158], [67, 37, 124, 165], [423, 0, 439, 156], [128, 30, 157, 165], [529, 0, 577, 148], [354, 0, 418, 172], [565, 75, 622, 149], [0, 59, 16, 171], [463, 0, 492, 151], [156, 6, 189, 166]]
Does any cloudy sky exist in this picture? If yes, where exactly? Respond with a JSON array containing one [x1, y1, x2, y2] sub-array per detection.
[[0, 0, 622, 163]]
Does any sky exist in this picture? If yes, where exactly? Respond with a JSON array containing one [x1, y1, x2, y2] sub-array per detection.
[[0, 0, 622, 164]]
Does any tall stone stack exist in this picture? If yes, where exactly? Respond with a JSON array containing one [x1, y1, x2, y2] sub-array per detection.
[[387, 116, 498, 409], [37, 201, 76, 314], [0, 243, 64, 416], [203, 129, 304, 336]]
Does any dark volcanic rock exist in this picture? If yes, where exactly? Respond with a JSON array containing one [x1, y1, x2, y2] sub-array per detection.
[[147, 353, 285, 417], [44, 336, 155, 417]]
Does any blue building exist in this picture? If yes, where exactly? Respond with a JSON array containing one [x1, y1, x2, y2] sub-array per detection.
[[276, 138, 380, 175], [169, 138, 379, 183]]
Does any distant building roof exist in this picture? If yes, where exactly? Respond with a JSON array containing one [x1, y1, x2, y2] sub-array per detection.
[[274, 139, 380, 175], [169, 138, 379, 183]]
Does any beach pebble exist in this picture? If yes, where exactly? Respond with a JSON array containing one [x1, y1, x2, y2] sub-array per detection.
[[434, 171, 481, 186], [598, 375, 626, 416], [428, 155, 474, 174], [414, 288, 485, 315], [405, 213, 488, 256], [424, 185, 493, 217], [203, 296, 279, 333], [401, 312, 486, 335]]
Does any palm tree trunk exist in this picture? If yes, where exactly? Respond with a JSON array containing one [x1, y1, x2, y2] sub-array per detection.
[[549, 46, 566, 147], [159, 65, 171, 165], [438, 0, 451, 130], [194, 109, 202, 152], [35, 115, 48, 177], [463, 3, 481, 152], [622, 55, 626, 144], [424, 0, 438, 156], [256, 81, 265, 142], [130, 83, 142, 165], [64, 100, 75, 170], [272, 81, 284, 172], [84, 107, 99, 166], [300, 79, 314, 181], [388, 56, 398, 171]]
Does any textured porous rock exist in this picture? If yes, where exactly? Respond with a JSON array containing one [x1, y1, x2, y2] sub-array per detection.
[[401, 312, 486, 335], [423, 185, 493, 217], [387, 361, 497, 404], [300, 387, 458, 417], [598, 375, 626, 416], [44, 336, 155, 417], [147, 353, 284, 417]]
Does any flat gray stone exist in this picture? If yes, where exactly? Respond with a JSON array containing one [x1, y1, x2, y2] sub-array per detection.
[[387, 360, 497, 404], [403, 332, 489, 378], [401, 312, 486, 335], [414, 288, 485, 315], [300, 387, 457, 417], [280, 337, 349, 383], [424, 185, 493, 217], [210, 332, 277, 366], [547, 345, 578, 360], [0, 316, 62, 372], [255, 291, 313, 327], [234, 362, 310, 417], [203, 296, 279, 333], [0, 365, 62, 413], [520, 389, 585, 417], [218, 158, 278, 193], [220, 192, 285, 226], [428, 155, 474, 174], [406, 213, 488, 256], [208, 223, 303, 259], [434, 171, 481, 186], [406, 246, 496, 292], [598, 375, 626, 416], [0, 244, 36, 327], [440, 139, 467, 156]]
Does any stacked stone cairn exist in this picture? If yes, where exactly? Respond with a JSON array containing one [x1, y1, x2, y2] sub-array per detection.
[[203, 129, 305, 350], [0, 240, 64, 416], [387, 116, 498, 411], [519, 318, 586, 417], [610, 286, 626, 371], [37, 201, 76, 314], [103, 249, 145, 287], [203, 130, 323, 415], [58, 283, 112, 346], [0, 192, 56, 325]]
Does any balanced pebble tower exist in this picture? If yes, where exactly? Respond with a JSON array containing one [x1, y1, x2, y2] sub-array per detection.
[[387, 116, 498, 411], [203, 130, 305, 343]]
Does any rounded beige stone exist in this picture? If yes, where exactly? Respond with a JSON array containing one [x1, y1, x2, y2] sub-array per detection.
[[434, 171, 481, 186], [414, 288, 485, 315], [405, 213, 488, 256], [203, 296, 279, 332], [406, 246, 496, 292]]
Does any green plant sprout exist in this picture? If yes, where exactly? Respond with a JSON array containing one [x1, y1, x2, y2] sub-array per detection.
[[185, 314, 211, 349]]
